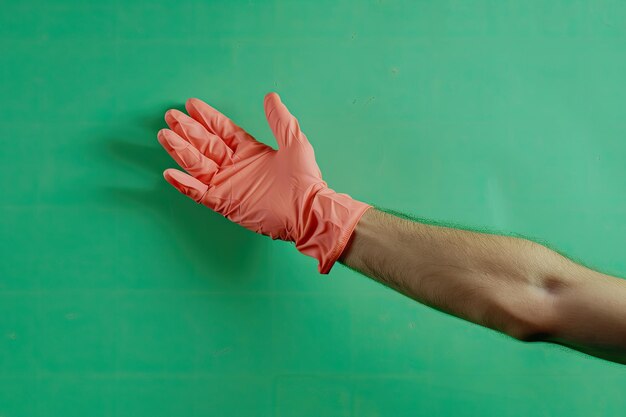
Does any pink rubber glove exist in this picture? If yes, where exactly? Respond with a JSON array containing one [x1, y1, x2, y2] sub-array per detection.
[[158, 93, 371, 274]]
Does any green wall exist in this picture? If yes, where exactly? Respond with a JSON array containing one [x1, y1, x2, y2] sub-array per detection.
[[1, 1, 625, 416]]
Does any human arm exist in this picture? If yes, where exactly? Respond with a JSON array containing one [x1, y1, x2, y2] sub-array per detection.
[[158, 92, 626, 365], [339, 208, 626, 364]]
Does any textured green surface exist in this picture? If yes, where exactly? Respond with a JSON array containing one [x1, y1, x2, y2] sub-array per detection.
[[1, 1, 625, 416]]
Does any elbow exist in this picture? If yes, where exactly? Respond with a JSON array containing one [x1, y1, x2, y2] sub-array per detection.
[[507, 314, 554, 343], [481, 292, 556, 343], [501, 284, 561, 343], [500, 245, 567, 342]]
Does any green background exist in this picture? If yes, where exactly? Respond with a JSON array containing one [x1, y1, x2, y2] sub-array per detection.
[[1, 0, 625, 416]]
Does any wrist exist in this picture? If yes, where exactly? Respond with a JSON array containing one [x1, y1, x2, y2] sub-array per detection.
[[295, 188, 371, 274]]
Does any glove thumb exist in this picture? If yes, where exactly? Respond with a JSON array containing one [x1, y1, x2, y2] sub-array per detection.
[[263, 92, 307, 149]]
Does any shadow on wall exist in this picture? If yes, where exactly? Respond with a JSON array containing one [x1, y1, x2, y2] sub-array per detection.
[[100, 104, 262, 281]]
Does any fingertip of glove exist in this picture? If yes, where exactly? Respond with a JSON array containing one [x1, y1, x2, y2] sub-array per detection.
[[163, 169, 186, 195], [162, 168, 176, 182], [185, 97, 204, 113], [162, 169, 188, 192], [164, 109, 181, 124], [264, 92, 281, 105], [157, 128, 168, 144], [163, 168, 197, 187], [163, 169, 208, 203]]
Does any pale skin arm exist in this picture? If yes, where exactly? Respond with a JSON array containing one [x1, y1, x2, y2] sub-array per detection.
[[339, 208, 626, 364], [158, 94, 625, 364]]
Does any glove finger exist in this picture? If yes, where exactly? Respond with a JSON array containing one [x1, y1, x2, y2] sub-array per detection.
[[263, 92, 306, 149], [158, 129, 218, 183], [165, 109, 234, 166], [185, 97, 262, 153], [163, 169, 231, 215], [163, 169, 209, 204]]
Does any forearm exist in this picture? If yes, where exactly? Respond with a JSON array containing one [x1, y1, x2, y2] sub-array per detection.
[[340, 208, 626, 364], [159, 94, 626, 363]]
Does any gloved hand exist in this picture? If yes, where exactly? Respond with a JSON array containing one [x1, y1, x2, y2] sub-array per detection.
[[158, 93, 371, 274]]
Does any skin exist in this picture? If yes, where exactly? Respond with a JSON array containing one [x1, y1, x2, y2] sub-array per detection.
[[339, 208, 626, 364], [159, 93, 626, 365]]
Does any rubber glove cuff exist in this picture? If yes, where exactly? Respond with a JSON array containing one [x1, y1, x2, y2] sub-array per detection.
[[295, 188, 372, 274]]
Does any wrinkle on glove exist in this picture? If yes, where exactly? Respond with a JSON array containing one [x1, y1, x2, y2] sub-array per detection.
[[159, 92, 371, 274]]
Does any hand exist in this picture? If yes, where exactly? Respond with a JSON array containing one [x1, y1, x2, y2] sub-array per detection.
[[158, 93, 371, 273]]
